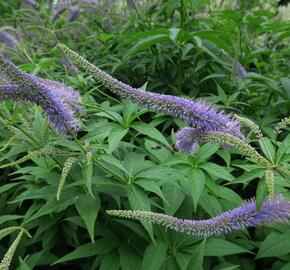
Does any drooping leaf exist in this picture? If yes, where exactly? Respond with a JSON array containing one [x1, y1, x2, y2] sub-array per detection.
[[187, 239, 206, 270], [75, 194, 101, 243], [141, 241, 168, 270], [204, 238, 251, 256]]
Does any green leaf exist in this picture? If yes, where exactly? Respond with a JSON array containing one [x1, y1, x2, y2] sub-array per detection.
[[83, 153, 94, 197], [181, 169, 205, 210], [187, 239, 206, 270], [256, 178, 268, 210], [128, 187, 150, 211], [279, 262, 290, 270], [200, 73, 226, 83], [195, 143, 219, 163], [259, 137, 275, 161], [99, 251, 120, 270], [175, 252, 191, 270], [205, 179, 242, 204], [256, 231, 290, 258], [135, 179, 168, 204], [276, 134, 290, 162], [23, 195, 76, 224], [128, 187, 154, 243], [0, 227, 23, 241], [75, 194, 100, 243], [108, 127, 129, 153], [0, 215, 23, 226], [97, 154, 128, 180], [204, 238, 250, 256], [169, 27, 180, 44], [141, 241, 168, 270], [52, 239, 118, 264], [216, 149, 231, 167], [124, 34, 171, 59], [163, 183, 185, 215], [199, 191, 222, 217], [119, 245, 142, 270], [0, 182, 22, 194], [200, 162, 234, 181], [231, 168, 265, 184], [131, 122, 171, 148]]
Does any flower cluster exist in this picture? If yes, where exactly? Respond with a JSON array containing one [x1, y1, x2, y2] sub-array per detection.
[[107, 195, 290, 237], [57, 44, 244, 152], [0, 53, 81, 134], [0, 31, 20, 49]]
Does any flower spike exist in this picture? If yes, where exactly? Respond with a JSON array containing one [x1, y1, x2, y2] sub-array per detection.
[[0, 53, 81, 134], [107, 195, 290, 237], [57, 43, 244, 149]]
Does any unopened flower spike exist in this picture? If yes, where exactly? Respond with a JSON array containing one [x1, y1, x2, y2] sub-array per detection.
[[0, 146, 58, 169], [107, 195, 290, 237], [57, 44, 244, 152], [265, 170, 275, 199], [56, 156, 78, 201], [204, 132, 271, 168], [0, 53, 81, 134], [0, 226, 31, 270], [235, 114, 263, 139], [275, 116, 290, 134]]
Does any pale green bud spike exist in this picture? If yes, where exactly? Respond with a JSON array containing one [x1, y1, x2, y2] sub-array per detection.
[[18, 114, 32, 131], [204, 132, 272, 168], [56, 157, 77, 201], [0, 146, 58, 169], [0, 227, 23, 238], [235, 114, 263, 138], [0, 230, 23, 270], [265, 170, 274, 198], [0, 227, 31, 270], [57, 43, 105, 82], [0, 115, 17, 134], [275, 116, 290, 134], [275, 165, 290, 180], [0, 136, 16, 152]]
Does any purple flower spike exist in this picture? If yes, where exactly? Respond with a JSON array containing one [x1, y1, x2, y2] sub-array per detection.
[[68, 6, 79, 21], [58, 47, 242, 135], [107, 195, 290, 237], [57, 44, 245, 151], [0, 31, 20, 49], [236, 62, 247, 78], [0, 53, 81, 134], [23, 0, 38, 9], [111, 83, 243, 139]]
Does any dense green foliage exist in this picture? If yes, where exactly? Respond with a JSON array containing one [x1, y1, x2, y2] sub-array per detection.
[[0, 0, 290, 269]]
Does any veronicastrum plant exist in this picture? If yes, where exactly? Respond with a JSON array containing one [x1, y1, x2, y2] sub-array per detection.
[[2, 44, 289, 241], [0, 45, 290, 269], [1, 1, 290, 269]]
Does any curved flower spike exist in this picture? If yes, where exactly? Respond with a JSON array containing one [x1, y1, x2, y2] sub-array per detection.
[[0, 31, 20, 49], [0, 53, 81, 134], [57, 44, 244, 145], [107, 195, 290, 237]]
